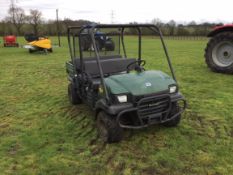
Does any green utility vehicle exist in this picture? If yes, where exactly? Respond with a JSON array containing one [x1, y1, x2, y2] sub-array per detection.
[[66, 24, 186, 143]]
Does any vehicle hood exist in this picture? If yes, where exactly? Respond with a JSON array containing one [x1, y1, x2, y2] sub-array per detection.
[[104, 70, 176, 96]]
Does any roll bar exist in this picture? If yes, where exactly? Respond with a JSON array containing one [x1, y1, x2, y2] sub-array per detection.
[[67, 24, 177, 104]]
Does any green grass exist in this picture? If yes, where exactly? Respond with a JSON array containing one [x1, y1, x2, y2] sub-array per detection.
[[0, 36, 233, 175]]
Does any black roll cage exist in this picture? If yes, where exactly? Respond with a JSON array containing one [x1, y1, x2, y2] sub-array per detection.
[[67, 24, 177, 103]]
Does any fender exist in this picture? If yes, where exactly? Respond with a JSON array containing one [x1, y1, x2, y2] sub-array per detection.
[[208, 25, 233, 37]]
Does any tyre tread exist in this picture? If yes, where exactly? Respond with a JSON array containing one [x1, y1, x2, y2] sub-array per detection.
[[204, 32, 233, 74]]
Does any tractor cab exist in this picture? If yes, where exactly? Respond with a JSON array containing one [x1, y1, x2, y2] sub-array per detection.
[[66, 24, 186, 143]]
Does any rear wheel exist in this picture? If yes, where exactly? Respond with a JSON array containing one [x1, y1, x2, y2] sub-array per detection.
[[97, 111, 123, 143], [162, 103, 181, 127], [205, 32, 233, 74], [68, 83, 82, 105]]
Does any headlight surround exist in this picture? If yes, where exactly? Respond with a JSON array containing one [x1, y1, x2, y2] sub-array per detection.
[[117, 95, 128, 103], [169, 85, 178, 94]]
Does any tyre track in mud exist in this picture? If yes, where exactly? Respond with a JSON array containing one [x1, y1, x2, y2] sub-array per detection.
[[184, 111, 231, 140]]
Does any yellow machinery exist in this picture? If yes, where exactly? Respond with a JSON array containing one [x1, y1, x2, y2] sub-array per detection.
[[24, 35, 53, 53]]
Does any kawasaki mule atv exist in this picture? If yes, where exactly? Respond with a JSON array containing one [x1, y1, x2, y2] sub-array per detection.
[[66, 24, 186, 143]]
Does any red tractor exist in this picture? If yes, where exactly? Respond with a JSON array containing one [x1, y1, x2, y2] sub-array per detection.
[[3, 35, 19, 47], [205, 25, 233, 74]]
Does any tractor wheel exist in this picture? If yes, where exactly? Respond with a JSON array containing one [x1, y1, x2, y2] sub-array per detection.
[[81, 43, 90, 51], [95, 40, 101, 51], [48, 48, 53, 53], [105, 40, 115, 51], [29, 49, 34, 53], [205, 32, 233, 74], [3, 43, 6, 47], [162, 103, 181, 127], [68, 83, 82, 105], [81, 36, 91, 51], [97, 111, 123, 143]]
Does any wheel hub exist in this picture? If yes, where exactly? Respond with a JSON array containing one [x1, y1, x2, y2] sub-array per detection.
[[223, 51, 230, 58], [212, 41, 233, 67]]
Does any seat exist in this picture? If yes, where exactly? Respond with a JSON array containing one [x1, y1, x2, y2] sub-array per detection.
[[73, 56, 136, 77], [85, 57, 137, 89], [84, 58, 136, 76], [71, 56, 136, 89], [73, 55, 122, 72]]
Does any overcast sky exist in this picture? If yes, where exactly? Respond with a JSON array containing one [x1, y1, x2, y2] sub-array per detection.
[[0, 0, 232, 24]]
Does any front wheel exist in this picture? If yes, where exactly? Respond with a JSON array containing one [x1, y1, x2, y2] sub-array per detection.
[[97, 111, 123, 143], [205, 32, 233, 74]]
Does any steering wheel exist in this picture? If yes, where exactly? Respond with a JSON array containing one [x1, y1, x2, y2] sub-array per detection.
[[126, 60, 146, 73]]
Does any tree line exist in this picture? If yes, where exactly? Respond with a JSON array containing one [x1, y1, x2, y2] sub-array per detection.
[[129, 19, 224, 36], [0, 5, 225, 36]]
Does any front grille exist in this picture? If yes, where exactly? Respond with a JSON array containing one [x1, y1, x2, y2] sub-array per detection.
[[137, 95, 170, 118]]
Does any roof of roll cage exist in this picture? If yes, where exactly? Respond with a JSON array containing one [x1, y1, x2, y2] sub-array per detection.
[[67, 24, 161, 35], [68, 24, 159, 29]]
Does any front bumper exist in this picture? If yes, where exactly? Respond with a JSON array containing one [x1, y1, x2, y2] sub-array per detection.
[[114, 92, 187, 129]]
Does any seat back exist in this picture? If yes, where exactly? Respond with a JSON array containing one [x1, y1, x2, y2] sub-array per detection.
[[73, 55, 122, 71], [73, 57, 136, 76], [84, 58, 136, 76]]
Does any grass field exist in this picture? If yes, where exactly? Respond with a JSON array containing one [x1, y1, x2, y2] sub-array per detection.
[[0, 36, 233, 175]]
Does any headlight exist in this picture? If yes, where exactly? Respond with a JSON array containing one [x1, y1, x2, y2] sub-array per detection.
[[169, 85, 177, 93], [117, 95, 127, 103]]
